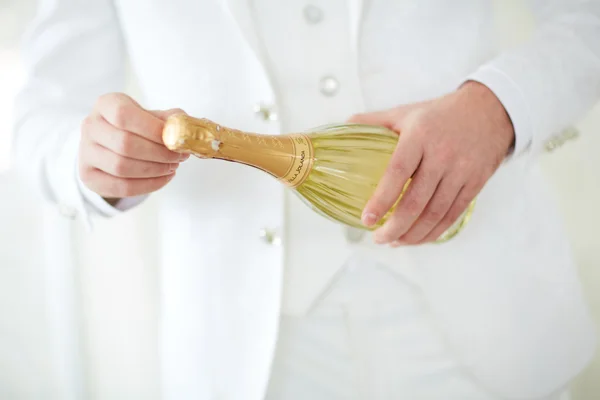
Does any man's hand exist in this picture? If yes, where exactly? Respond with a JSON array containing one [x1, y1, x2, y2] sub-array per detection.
[[79, 93, 189, 202], [350, 81, 515, 246]]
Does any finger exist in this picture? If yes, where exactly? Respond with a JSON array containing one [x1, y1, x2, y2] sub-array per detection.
[[88, 142, 179, 178], [361, 133, 423, 227], [96, 93, 165, 144], [373, 158, 444, 244], [84, 115, 187, 163], [149, 108, 187, 121], [348, 108, 398, 128], [348, 100, 433, 126], [81, 167, 176, 199], [393, 175, 463, 245], [418, 185, 478, 244]]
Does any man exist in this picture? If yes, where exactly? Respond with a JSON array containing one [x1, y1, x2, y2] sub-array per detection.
[[13, 0, 600, 399]]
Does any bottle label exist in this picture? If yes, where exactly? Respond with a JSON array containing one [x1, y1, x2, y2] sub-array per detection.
[[280, 134, 314, 188]]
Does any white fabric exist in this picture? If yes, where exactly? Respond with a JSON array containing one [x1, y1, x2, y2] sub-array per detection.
[[266, 259, 569, 400], [11, 1, 600, 400], [251, 0, 368, 316]]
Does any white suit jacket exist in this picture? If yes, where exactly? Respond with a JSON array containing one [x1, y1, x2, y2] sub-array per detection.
[[13, 1, 600, 399]]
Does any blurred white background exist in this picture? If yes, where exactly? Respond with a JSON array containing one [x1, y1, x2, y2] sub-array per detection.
[[1, 0, 599, 399]]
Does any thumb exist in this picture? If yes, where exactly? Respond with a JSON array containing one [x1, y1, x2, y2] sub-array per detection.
[[348, 108, 398, 129], [348, 100, 433, 130], [149, 108, 187, 121]]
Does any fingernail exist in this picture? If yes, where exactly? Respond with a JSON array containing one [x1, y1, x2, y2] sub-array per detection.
[[178, 154, 190, 162], [391, 240, 404, 248], [169, 163, 179, 172], [362, 212, 378, 226]]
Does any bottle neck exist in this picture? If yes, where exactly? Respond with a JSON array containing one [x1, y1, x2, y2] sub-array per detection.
[[162, 115, 314, 188]]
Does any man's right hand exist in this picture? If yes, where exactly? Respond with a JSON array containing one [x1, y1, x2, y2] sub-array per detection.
[[79, 93, 189, 203]]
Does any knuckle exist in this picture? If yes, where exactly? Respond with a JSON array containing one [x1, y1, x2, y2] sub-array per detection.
[[408, 112, 431, 135], [95, 93, 109, 109], [98, 92, 117, 102], [97, 92, 122, 110], [411, 123, 428, 138], [110, 92, 129, 102], [80, 115, 96, 134]]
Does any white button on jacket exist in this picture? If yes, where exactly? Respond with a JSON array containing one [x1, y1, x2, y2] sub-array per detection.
[[12, 1, 600, 400], [303, 5, 324, 25]]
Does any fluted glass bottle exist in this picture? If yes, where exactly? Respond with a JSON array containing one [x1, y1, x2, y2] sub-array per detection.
[[162, 115, 475, 243]]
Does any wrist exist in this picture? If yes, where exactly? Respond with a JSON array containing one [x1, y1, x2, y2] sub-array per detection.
[[459, 80, 516, 155]]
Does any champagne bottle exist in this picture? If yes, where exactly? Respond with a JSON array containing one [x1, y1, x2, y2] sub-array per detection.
[[162, 114, 475, 243]]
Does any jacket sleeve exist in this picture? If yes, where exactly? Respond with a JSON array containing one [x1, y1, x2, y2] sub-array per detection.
[[465, 0, 600, 160], [12, 0, 133, 230]]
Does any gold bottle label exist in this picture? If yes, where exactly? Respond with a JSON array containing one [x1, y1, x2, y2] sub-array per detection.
[[280, 134, 314, 188]]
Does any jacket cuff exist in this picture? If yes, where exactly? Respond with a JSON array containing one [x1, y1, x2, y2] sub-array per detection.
[[464, 66, 534, 159]]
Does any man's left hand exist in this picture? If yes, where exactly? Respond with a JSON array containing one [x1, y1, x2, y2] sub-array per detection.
[[350, 81, 515, 246]]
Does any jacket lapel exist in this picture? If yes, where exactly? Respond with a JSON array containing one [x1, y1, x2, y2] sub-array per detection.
[[222, 0, 267, 66], [224, 0, 366, 66], [349, 0, 367, 48]]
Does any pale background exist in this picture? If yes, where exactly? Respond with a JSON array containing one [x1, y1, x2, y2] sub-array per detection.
[[0, 0, 599, 399]]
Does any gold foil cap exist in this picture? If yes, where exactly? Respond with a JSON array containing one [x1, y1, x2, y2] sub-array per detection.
[[163, 114, 220, 158]]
